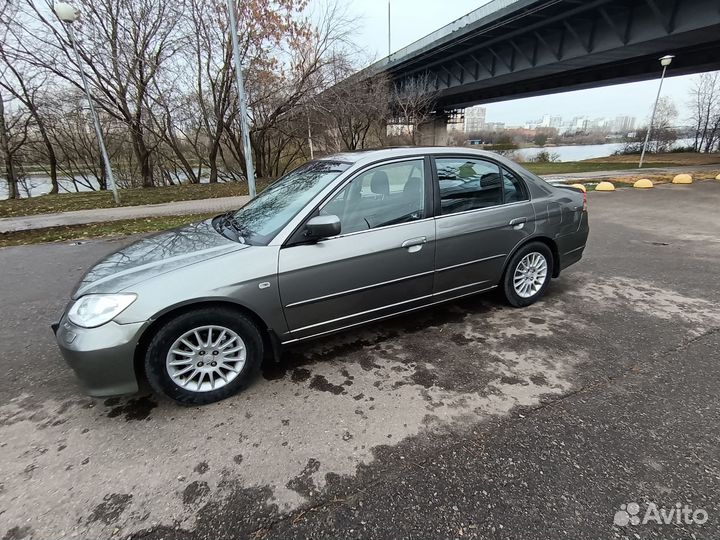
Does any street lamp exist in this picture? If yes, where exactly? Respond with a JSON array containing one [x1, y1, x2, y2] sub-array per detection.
[[226, 0, 257, 198], [388, 0, 391, 57], [54, 3, 120, 204], [639, 54, 675, 169]]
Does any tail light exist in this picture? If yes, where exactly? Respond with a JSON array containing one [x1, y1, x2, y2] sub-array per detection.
[[582, 190, 587, 212]]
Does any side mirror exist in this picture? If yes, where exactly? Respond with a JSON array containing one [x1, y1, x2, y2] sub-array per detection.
[[305, 215, 341, 239]]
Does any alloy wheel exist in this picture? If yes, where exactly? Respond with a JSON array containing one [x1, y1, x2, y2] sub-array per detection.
[[165, 325, 246, 392], [512, 252, 548, 298]]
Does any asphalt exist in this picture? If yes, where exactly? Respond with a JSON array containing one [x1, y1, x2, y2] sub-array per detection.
[[1, 181, 719, 540]]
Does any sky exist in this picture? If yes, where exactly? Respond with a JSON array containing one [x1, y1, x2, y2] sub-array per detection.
[[337, 0, 707, 125]]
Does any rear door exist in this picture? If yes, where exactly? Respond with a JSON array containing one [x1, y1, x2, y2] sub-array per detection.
[[278, 157, 435, 340], [432, 155, 536, 299]]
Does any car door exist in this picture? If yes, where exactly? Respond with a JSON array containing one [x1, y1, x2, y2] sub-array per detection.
[[278, 157, 435, 340], [432, 155, 536, 299]]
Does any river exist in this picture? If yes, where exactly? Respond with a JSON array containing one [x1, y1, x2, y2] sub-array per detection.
[[514, 142, 627, 162]]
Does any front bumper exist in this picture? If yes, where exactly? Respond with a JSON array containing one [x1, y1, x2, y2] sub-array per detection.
[[54, 316, 145, 397]]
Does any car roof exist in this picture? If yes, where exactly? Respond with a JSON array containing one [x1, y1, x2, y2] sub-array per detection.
[[318, 146, 508, 166]]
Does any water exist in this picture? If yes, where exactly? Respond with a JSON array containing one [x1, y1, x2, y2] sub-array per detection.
[[1, 170, 213, 200], [515, 138, 695, 163], [515, 143, 626, 162]]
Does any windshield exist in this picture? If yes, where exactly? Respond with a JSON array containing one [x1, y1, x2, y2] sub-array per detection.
[[223, 160, 350, 245]]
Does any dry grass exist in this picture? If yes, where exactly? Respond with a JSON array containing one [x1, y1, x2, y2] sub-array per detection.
[[0, 213, 215, 248], [583, 152, 720, 165], [0, 181, 271, 219]]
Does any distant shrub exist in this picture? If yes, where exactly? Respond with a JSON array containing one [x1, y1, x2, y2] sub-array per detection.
[[529, 150, 560, 163], [671, 145, 697, 153], [485, 143, 518, 151]]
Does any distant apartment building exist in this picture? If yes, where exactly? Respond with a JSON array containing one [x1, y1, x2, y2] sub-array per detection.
[[485, 121, 506, 130], [539, 114, 563, 129], [463, 105, 487, 132], [569, 116, 589, 131], [612, 115, 636, 133]]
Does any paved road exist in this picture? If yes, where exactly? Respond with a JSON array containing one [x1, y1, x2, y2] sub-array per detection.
[[1, 182, 719, 539], [0, 195, 251, 233]]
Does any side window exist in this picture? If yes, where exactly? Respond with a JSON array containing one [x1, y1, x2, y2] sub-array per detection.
[[436, 158, 502, 214], [502, 167, 529, 203], [321, 160, 425, 235]]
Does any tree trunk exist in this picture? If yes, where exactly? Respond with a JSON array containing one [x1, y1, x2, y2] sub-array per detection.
[[131, 128, 154, 188], [38, 124, 59, 194], [208, 143, 220, 183], [0, 97, 19, 200]]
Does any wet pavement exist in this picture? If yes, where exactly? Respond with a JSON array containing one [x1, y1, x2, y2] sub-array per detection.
[[1, 181, 719, 540]]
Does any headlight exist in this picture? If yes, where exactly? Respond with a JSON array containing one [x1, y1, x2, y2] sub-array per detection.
[[67, 293, 137, 328]]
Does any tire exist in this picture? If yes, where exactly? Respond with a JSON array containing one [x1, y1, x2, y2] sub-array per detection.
[[502, 242, 553, 308], [144, 307, 263, 405]]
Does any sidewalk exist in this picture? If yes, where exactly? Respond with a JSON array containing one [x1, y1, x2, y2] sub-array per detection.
[[0, 195, 250, 233], [542, 163, 720, 183]]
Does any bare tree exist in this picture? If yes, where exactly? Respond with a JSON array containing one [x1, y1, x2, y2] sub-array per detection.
[[0, 0, 371, 200], [16, 0, 188, 188], [389, 73, 438, 145], [623, 97, 679, 155], [0, 89, 31, 199], [224, 0, 357, 179], [312, 53, 390, 152], [689, 72, 720, 153], [0, 2, 61, 194]]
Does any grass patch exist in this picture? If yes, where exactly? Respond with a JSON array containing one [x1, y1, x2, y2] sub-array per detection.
[[583, 152, 720, 165], [0, 182, 268, 219], [523, 161, 680, 175], [0, 212, 216, 248]]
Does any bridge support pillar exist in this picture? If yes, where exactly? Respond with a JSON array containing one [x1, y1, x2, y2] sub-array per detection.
[[417, 115, 449, 146]]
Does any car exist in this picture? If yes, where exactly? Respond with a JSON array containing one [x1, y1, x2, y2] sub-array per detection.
[[53, 147, 589, 405]]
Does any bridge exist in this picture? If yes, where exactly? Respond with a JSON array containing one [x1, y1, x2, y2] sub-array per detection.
[[367, 0, 720, 110]]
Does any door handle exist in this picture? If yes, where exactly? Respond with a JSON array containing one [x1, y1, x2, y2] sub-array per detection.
[[509, 217, 527, 229], [402, 236, 427, 249]]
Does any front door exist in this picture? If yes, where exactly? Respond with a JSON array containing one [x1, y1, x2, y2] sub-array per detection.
[[432, 156, 536, 299], [278, 157, 435, 341]]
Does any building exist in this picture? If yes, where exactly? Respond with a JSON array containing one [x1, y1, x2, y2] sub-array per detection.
[[613, 115, 636, 133], [463, 105, 487, 133], [485, 121, 506, 130], [539, 114, 563, 128]]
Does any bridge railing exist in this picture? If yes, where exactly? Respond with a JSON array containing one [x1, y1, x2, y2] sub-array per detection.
[[381, 0, 525, 67]]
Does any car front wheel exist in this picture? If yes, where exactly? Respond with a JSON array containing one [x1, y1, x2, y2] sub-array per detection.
[[502, 242, 553, 307], [144, 307, 263, 405]]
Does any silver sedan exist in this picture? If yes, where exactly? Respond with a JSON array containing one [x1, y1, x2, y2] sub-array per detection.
[[53, 147, 588, 405]]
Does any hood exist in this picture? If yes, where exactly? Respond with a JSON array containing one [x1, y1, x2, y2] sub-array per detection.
[[73, 219, 248, 298]]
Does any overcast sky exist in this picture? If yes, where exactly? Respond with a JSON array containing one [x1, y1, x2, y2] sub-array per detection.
[[339, 0, 705, 125]]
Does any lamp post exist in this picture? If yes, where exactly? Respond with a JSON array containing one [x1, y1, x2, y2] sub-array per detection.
[[388, 0, 391, 57], [639, 54, 674, 169], [54, 2, 120, 204], [226, 0, 257, 198]]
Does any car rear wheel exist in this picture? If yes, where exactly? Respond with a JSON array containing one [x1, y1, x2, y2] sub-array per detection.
[[502, 242, 553, 307], [144, 307, 263, 405]]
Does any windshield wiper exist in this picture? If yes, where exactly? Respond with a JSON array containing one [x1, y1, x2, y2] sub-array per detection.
[[215, 211, 250, 244]]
